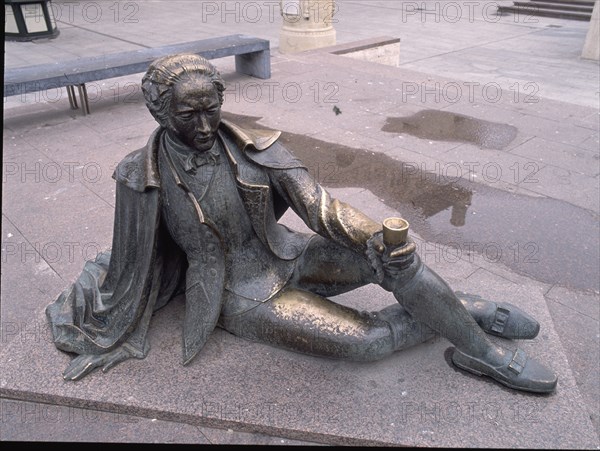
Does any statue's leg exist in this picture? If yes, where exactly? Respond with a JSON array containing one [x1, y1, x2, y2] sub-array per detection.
[[389, 256, 557, 392], [285, 235, 556, 392], [389, 256, 501, 363], [219, 287, 434, 361], [290, 235, 538, 341], [217, 236, 436, 357], [287, 235, 378, 297]]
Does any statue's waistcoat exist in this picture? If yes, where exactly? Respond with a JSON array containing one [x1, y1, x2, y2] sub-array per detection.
[[114, 120, 311, 263], [157, 132, 296, 305]]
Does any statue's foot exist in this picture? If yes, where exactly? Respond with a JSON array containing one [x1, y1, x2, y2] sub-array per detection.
[[456, 292, 540, 340], [452, 347, 557, 393]]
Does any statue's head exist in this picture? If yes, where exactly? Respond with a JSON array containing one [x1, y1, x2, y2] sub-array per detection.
[[142, 54, 226, 152]]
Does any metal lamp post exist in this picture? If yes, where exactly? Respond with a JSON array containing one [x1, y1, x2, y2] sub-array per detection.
[[5, 0, 59, 41]]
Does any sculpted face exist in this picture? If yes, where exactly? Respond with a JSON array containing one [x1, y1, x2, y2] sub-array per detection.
[[167, 74, 221, 152]]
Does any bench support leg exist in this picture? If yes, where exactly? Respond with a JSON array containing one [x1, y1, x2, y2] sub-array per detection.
[[66, 84, 91, 115], [67, 85, 78, 110], [235, 50, 271, 79], [77, 84, 90, 115]]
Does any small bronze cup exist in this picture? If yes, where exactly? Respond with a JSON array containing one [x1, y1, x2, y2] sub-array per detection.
[[382, 217, 410, 247]]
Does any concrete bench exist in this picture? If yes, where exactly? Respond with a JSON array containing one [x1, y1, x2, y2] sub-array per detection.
[[4, 34, 271, 115]]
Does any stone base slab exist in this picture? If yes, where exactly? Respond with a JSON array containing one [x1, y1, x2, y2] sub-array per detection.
[[0, 274, 597, 447]]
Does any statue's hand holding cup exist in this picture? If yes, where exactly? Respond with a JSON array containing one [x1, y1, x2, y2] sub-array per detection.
[[367, 217, 417, 285], [382, 217, 412, 252]]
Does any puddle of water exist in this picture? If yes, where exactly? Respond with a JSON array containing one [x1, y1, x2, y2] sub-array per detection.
[[222, 112, 599, 292], [382, 109, 518, 150]]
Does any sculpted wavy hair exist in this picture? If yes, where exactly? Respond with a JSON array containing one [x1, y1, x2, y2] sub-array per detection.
[[141, 53, 226, 126]]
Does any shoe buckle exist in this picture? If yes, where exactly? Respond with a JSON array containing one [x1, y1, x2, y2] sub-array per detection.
[[491, 306, 510, 334], [508, 348, 527, 375]]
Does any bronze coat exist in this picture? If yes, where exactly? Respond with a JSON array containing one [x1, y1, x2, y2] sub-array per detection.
[[46, 120, 380, 362]]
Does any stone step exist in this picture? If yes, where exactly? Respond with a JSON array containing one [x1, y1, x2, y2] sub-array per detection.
[[529, 0, 595, 5], [497, 4, 593, 20], [514, 1, 594, 12]]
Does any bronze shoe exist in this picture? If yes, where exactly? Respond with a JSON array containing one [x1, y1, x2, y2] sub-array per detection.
[[452, 347, 558, 393], [456, 292, 540, 340]]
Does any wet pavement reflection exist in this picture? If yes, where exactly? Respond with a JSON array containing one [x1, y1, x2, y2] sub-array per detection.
[[223, 112, 599, 292], [382, 110, 518, 150]]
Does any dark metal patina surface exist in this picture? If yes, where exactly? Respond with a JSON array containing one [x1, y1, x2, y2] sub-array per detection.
[[46, 54, 557, 394]]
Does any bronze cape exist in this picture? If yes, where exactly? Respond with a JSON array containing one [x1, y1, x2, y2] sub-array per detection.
[[46, 119, 381, 362]]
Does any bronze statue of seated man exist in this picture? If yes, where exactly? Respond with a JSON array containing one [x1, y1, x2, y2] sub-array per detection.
[[46, 54, 557, 393]]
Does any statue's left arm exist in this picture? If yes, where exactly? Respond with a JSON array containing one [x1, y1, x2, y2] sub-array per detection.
[[267, 157, 382, 255]]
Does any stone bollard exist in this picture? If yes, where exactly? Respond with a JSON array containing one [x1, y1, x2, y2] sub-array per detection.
[[582, 1, 599, 61], [279, 0, 337, 53]]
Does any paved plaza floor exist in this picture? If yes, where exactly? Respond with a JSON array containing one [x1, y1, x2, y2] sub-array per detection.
[[2, 1, 599, 446]]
